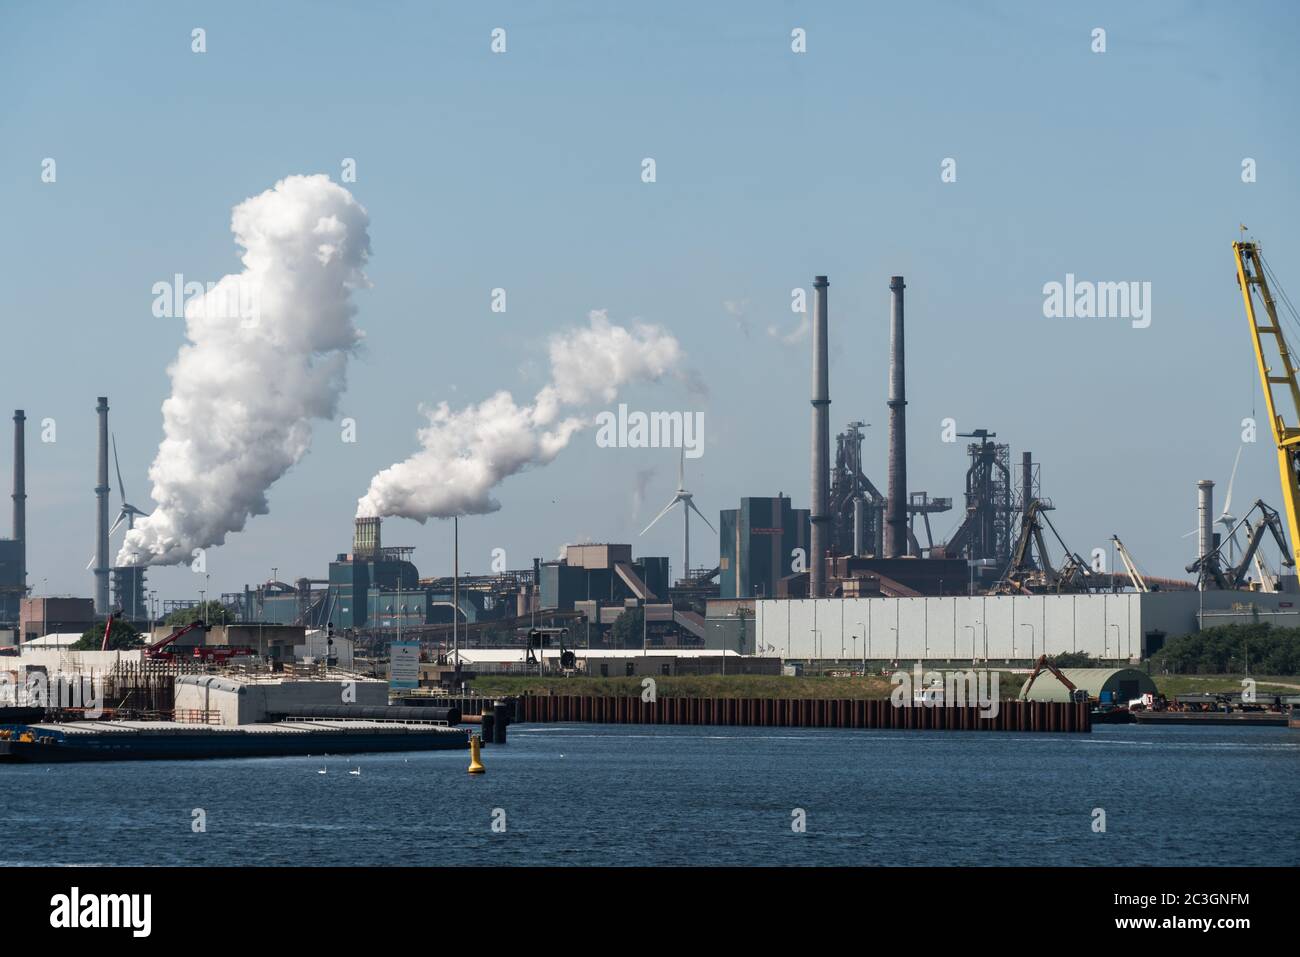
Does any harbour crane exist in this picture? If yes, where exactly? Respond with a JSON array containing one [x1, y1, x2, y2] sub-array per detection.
[[1186, 499, 1293, 590], [992, 499, 1102, 595], [1234, 240, 1300, 559], [1110, 535, 1148, 593]]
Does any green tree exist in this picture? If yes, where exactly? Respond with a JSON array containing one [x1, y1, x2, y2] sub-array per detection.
[[163, 600, 233, 626], [1151, 623, 1300, 675], [610, 607, 644, 649], [1049, 651, 1099, 668], [72, 618, 144, 651]]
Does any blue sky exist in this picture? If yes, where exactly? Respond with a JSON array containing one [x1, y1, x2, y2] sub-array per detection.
[[3, 0, 1299, 602]]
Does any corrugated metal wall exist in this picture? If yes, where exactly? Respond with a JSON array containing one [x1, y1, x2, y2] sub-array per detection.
[[754, 593, 1145, 661]]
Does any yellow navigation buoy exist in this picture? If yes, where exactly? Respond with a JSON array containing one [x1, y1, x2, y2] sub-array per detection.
[[468, 733, 485, 774]]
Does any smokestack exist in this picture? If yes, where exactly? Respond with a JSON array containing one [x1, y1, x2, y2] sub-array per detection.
[[809, 276, 830, 598], [853, 496, 866, 557], [1021, 451, 1033, 512], [353, 515, 381, 556], [12, 410, 24, 597], [95, 396, 110, 615], [1197, 479, 1214, 587], [886, 276, 908, 558]]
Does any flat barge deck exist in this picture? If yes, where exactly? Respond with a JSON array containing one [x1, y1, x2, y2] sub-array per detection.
[[0, 719, 469, 763], [1132, 711, 1289, 728]]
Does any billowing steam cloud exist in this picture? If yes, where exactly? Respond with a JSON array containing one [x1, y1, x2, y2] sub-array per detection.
[[357, 311, 682, 521], [118, 174, 370, 566]]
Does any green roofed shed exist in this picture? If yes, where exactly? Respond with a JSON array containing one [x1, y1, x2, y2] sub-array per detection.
[[1018, 667, 1157, 704]]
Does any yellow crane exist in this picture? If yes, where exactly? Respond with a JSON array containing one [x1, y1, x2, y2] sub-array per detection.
[[1110, 534, 1148, 593], [1234, 240, 1300, 555]]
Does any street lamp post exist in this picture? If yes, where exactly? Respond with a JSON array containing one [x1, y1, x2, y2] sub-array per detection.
[[856, 620, 865, 671], [1020, 623, 1034, 661]]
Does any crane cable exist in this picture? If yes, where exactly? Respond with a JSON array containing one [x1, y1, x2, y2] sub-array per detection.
[[1258, 251, 1300, 342]]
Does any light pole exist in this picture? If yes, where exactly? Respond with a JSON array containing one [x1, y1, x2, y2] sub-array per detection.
[[1020, 623, 1034, 660], [856, 620, 865, 671], [814, 629, 823, 662], [890, 626, 898, 665]]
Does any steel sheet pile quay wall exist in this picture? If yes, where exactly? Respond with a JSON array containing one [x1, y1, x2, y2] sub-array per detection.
[[513, 695, 1089, 733]]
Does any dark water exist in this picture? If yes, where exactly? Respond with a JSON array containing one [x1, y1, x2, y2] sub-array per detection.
[[2, 724, 1296, 866]]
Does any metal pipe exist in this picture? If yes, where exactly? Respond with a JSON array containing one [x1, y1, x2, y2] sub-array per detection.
[[12, 410, 25, 598], [853, 496, 866, 557], [809, 275, 830, 598], [95, 396, 110, 615], [1021, 451, 1033, 511], [1197, 479, 1214, 586], [886, 276, 908, 558]]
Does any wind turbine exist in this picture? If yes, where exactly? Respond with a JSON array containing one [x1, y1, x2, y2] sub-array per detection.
[[640, 448, 714, 583], [1183, 446, 1246, 562], [88, 434, 151, 569], [1216, 446, 1246, 562], [109, 434, 150, 535]]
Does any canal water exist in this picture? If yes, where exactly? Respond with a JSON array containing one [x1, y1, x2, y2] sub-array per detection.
[[1, 724, 1295, 866]]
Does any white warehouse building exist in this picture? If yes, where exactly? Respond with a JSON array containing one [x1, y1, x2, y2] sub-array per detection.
[[752, 588, 1296, 663]]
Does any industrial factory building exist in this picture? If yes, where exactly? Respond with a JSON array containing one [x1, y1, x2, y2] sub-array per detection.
[[751, 588, 1297, 663], [718, 495, 808, 599], [539, 543, 668, 610], [18, 597, 95, 643]]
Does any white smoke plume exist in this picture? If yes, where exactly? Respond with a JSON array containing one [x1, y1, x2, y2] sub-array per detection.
[[357, 310, 682, 521], [118, 174, 370, 566]]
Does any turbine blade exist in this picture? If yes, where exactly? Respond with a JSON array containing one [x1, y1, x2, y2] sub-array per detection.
[[677, 447, 685, 491], [112, 433, 127, 502], [686, 498, 716, 533], [640, 497, 679, 536], [86, 554, 96, 570], [109, 512, 126, 536], [1221, 445, 1243, 517]]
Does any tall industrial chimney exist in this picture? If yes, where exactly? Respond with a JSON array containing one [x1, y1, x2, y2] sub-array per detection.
[[885, 276, 908, 558], [1197, 479, 1214, 588], [1021, 451, 1033, 512], [809, 275, 830, 598], [353, 515, 381, 556], [95, 396, 110, 615], [12, 410, 25, 597]]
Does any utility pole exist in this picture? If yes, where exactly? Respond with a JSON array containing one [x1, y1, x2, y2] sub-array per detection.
[[452, 515, 459, 665]]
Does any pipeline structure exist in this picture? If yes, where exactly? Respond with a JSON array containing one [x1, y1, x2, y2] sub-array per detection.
[[513, 694, 1090, 733]]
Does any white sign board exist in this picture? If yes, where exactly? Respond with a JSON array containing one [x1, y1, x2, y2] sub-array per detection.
[[389, 641, 420, 690]]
